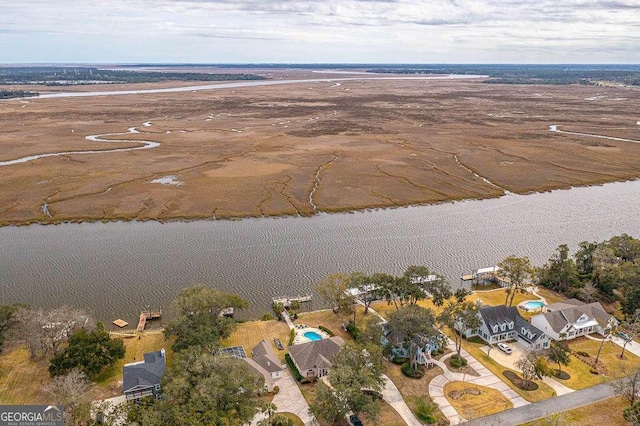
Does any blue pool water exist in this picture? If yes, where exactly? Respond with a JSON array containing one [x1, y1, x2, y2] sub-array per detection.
[[304, 331, 323, 341], [523, 300, 546, 310]]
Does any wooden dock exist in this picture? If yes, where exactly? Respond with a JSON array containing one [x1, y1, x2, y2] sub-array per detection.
[[137, 310, 162, 332], [272, 295, 312, 308]]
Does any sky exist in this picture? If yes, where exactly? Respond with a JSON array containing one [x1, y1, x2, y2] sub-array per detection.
[[1, 0, 639, 64]]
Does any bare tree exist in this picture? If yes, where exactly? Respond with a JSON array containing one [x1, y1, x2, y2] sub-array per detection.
[[44, 368, 92, 426], [17, 306, 93, 358], [516, 350, 552, 389], [619, 309, 640, 359], [610, 367, 640, 406]]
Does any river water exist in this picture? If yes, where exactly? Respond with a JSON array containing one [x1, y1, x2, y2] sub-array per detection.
[[1, 180, 639, 325]]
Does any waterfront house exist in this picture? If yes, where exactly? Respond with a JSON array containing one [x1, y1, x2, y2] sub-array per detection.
[[288, 336, 344, 379], [243, 340, 285, 391], [462, 305, 550, 350], [531, 299, 618, 341], [381, 325, 441, 366], [123, 349, 166, 401]]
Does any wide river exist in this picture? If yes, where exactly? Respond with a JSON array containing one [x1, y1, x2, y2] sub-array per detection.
[[1, 180, 639, 325]]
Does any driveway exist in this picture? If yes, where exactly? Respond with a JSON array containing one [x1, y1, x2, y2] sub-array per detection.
[[479, 342, 574, 396], [249, 369, 316, 426]]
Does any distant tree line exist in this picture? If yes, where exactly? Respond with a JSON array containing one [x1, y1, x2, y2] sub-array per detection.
[[366, 64, 640, 86], [0, 89, 39, 99], [0, 67, 266, 85], [536, 234, 640, 318]]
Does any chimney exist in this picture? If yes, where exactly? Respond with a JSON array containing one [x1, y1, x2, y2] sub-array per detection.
[[476, 298, 483, 307]]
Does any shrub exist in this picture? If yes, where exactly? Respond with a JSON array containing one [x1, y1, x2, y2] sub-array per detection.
[[289, 328, 295, 346], [393, 357, 409, 365], [590, 368, 599, 375], [261, 313, 274, 321], [449, 355, 467, 368], [272, 385, 280, 395], [577, 351, 590, 357], [319, 325, 335, 337], [415, 399, 438, 424], [401, 362, 425, 379], [346, 321, 361, 340], [285, 354, 303, 381]]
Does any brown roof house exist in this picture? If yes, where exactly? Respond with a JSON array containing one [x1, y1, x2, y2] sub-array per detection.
[[531, 299, 618, 341], [288, 336, 344, 379], [243, 340, 285, 392]]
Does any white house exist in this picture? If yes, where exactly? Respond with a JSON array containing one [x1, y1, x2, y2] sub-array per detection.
[[243, 340, 285, 392], [531, 299, 618, 341], [462, 305, 550, 350]]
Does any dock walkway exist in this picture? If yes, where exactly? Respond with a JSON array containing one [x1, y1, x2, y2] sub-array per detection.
[[137, 310, 161, 332]]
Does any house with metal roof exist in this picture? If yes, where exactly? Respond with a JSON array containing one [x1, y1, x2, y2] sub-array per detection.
[[122, 349, 166, 401], [531, 299, 618, 341], [288, 336, 344, 379], [462, 305, 550, 350]]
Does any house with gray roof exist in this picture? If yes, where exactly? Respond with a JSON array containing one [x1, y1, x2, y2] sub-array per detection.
[[288, 336, 344, 379], [531, 299, 618, 341], [462, 305, 550, 350], [123, 349, 166, 401], [243, 340, 285, 391]]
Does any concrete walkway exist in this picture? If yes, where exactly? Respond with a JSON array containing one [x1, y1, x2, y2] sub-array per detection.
[[428, 340, 529, 425], [462, 380, 619, 425], [249, 369, 317, 426], [380, 373, 424, 426]]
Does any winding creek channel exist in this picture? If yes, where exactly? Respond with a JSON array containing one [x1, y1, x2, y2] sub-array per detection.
[[1, 180, 639, 325]]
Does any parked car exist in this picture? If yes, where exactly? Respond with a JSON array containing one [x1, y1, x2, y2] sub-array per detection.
[[497, 342, 513, 354], [617, 331, 632, 342], [347, 414, 363, 426]]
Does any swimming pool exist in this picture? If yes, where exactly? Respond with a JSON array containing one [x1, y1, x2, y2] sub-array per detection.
[[304, 331, 323, 341], [522, 300, 546, 310]]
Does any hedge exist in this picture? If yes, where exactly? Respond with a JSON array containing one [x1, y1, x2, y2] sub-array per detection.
[[289, 328, 295, 346], [285, 353, 303, 382], [319, 325, 335, 337]]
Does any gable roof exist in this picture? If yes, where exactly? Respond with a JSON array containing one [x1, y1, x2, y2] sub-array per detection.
[[251, 340, 283, 373], [244, 357, 274, 385], [479, 305, 545, 342], [288, 336, 344, 372], [536, 301, 615, 333], [123, 349, 166, 393]]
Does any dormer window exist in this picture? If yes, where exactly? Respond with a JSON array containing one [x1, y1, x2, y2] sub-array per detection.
[[493, 325, 498, 333], [521, 327, 526, 335], [501, 324, 506, 331], [509, 321, 514, 329]]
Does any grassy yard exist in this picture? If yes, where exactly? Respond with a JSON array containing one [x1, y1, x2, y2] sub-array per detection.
[[221, 318, 291, 362], [519, 396, 632, 426], [96, 330, 173, 395], [0, 345, 50, 404], [382, 360, 448, 424], [567, 337, 640, 380], [443, 381, 513, 420], [461, 340, 556, 403]]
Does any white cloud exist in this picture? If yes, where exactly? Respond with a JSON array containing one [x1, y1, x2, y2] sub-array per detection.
[[0, 0, 638, 62]]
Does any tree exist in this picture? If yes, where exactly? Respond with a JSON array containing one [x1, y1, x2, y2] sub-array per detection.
[[611, 367, 640, 406], [536, 244, 580, 295], [624, 401, 640, 425], [259, 402, 278, 425], [165, 285, 249, 353], [547, 340, 571, 375], [316, 273, 355, 319], [310, 343, 385, 424], [515, 350, 552, 388], [575, 241, 598, 280], [0, 304, 18, 352], [387, 305, 438, 370], [438, 292, 480, 361], [351, 272, 377, 314], [128, 350, 264, 425], [288, 300, 301, 318], [619, 309, 640, 359], [359, 315, 385, 346], [272, 301, 284, 318], [44, 368, 92, 425], [49, 324, 124, 379], [499, 255, 532, 306], [271, 415, 294, 426], [370, 272, 401, 310], [594, 324, 613, 370], [402, 265, 451, 306], [17, 306, 93, 358]]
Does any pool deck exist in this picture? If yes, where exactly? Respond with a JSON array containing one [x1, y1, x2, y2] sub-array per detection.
[[293, 325, 330, 345]]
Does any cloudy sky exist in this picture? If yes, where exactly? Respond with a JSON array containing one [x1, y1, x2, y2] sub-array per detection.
[[1, 0, 639, 64]]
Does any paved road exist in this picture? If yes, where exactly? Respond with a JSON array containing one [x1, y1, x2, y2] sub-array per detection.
[[462, 381, 618, 426]]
